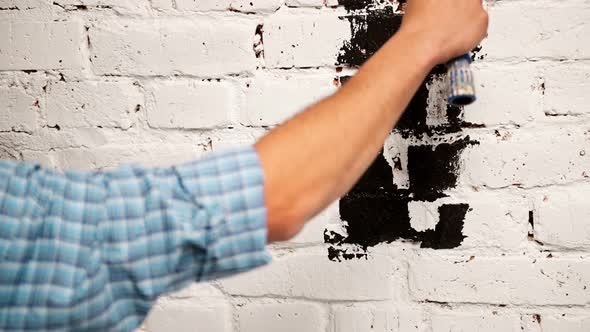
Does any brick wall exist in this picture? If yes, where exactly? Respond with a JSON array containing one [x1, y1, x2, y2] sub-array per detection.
[[1, 0, 589, 331]]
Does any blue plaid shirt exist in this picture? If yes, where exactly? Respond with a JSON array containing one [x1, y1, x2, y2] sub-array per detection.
[[0, 146, 271, 331]]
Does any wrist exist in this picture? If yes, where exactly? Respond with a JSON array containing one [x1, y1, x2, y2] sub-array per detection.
[[390, 28, 442, 70]]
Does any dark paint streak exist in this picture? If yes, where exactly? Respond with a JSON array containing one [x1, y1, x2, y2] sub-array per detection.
[[327, 2, 482, 260]]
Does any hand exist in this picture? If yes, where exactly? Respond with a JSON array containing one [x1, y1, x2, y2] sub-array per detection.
[[399, 0, 489, 65]]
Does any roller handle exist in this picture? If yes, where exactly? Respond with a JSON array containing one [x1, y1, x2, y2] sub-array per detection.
[[447, 54, 476, 106]]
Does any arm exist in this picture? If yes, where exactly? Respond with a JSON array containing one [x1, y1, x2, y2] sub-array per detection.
[[256, 0, 489, 242]]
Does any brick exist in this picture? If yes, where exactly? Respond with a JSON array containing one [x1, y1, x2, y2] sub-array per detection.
[[0, 86, 39, 133], [152, 0, 283, 13], [459, 194, 529, 249], [408, 193, 529, 249], [90, 19, 257, 76], [241, 72, 336, 126], [0, 21, 82, 70], [460, 128, 589, 188], [220, 250, 401, 300], [263, 9, 350, 68], [542, 315, 590, 332], [534, 184, 590, 248], [145, 298, 231, 332], [148, 80, 233, 129], [0, 0, 45, 9], [409, 255, 590, 305], [285, 0, 325, 7], [46, 81, 143, 129], [52, 0, 151, 14], [237, 302, 325, 332], [485, 3, 590, 59], [431, 312, 521, 332], [463, 64, 542, 126], [331, 305, 398, 332], [0, 127, 109, 157], [544, 64, 590, 116]]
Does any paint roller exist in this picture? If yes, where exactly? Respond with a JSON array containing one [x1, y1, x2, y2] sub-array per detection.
[[447, 54, 476, 106]]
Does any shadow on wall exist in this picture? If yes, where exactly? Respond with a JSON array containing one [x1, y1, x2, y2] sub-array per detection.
[[325, 2, 484, 261]]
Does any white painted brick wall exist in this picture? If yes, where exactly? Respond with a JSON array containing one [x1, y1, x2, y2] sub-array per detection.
[[409, 255, 590, 305], [430, 312, 522, 332], [46, 81, 143, 129], [533, 184, 590, 249], [0, 21, 83, 71], [89, 19, 258, 76], [237, 301, 326, 332], [147, 80, 234, 129], [2, 0, 590, 331]]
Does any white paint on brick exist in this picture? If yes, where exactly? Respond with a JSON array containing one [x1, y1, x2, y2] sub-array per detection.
[[331, 305, 398, 332], [542, 315, 590, 332], [463, 64, 542, 126], [0, 86, 39, 133], [47, 81, 143, 129], [0, 21, 82, 71], [237, 301, 326, 332], [90, 19, 258, 76], [52, 0, 152, 15], [221, 249, 402, 300], [285, 0, 325, 7], [430, 312, 521, 332], [147, 80, 234, 129], [145, 298, 231, 332], [409, 255, 590, 305], [408, 200, 439, 232], [544, 64, 590, 116], [152, 0, 283, 13], [460, 127, 590, 188], [534, 184, 590, 248], [241, 71, 336, 126], [485, 2, 590, 60], [0, 0, 46, 9], [408, 193, 529, 249], [263, 8, 351, 68], [459, 193, 529, 249]]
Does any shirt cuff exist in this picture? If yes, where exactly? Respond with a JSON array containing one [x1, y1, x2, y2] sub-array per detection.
[[174, 146, 272, 280]]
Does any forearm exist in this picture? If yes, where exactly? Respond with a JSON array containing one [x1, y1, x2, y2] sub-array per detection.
[[255, 31, 437, 241]]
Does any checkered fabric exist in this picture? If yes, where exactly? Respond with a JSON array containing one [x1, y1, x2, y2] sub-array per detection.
[[0, 146, 271, 331]]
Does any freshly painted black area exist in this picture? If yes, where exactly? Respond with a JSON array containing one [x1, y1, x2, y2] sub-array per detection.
[[408, 139, 478, 200], [420, 204, 470, 249], [327, 2, 482, 260], [326, 138, 476, 256], [338, 7, 403, 67]]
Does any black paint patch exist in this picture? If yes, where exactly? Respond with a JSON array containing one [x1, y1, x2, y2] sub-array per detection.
[[326, 138, 475, 257], [408, 139, 478, 200], [338, 8, 403, 66], [420, 204, 470, 249], [327, 3, 483, 260]]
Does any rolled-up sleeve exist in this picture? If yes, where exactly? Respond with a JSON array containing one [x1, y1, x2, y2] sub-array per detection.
[[0, 146, 271, 331]]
